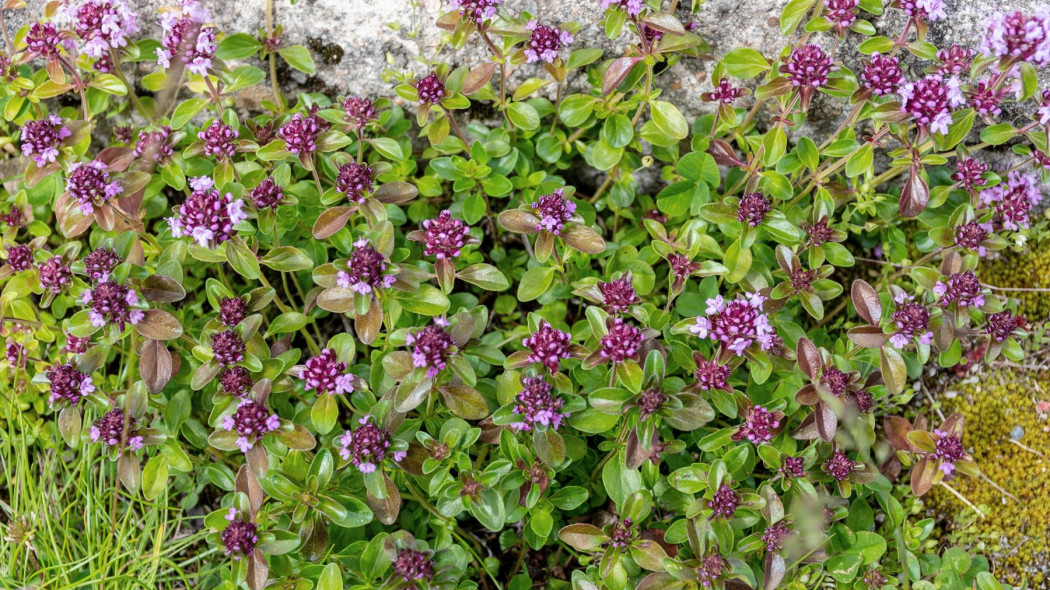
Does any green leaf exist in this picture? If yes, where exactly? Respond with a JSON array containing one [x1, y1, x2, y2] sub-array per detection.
[[845, 143, 873, 178], [559, 95, 596, 127], [678, 152, 720, 186], [317, 563, 343, 590], [170, 98, 208, 130], [225, 237, 260, 280], [858, 36, 894, 54], [278, 45, 316, 74], [262, 246, 313, 272], [567, 48, 603, 70], [650, 101, 688, 140], [142, 455, 168, 501], [722, 48, 770, 79], [601, 114, 634, 149], [724, 240, 752, 283], [369, 137, 404, 161], [89, 74, 127, 96], [224, 65, 266, 93], [508, 102, 541, 131], [780, 0, 817, 35], [216, 33, 262, 60], [849, 531, 887, 565], [518, 266, 557, 301], [398, 284, 451, 316], [979, 123, 1016, 145], [458, 263, 510, 291], [265, 312, 309, 338]]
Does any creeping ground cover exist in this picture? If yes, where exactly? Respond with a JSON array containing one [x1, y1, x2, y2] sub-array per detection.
[[0, 0, 1049, 589]]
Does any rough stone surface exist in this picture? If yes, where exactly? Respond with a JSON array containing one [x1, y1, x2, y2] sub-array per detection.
[[7, 0, 1046, 125]]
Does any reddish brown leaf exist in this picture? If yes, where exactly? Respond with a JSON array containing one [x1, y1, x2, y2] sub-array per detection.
[[140, 274, 186, 303], [795, 337, 820, 380], [602, 56, 642, 96], [850, 279, 882, 326], [373, 181, 418, 204], [847, 325, 890, 348], [140, 339, 173, 394], [462, 62, 497, 95], [899, 166, 929, 218], [312, 206, 354, 240], [135, 309, 183, 340]]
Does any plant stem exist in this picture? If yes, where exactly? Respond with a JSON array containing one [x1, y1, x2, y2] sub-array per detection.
[[265, 0, 285, 110], [444, 107, 470, 146]]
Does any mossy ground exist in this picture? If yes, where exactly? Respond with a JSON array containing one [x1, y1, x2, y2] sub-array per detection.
[[979, 246, 1050, 322], [926, 370, 1050, 587]]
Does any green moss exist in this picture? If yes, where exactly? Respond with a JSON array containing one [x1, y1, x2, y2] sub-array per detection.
[[980, 247, 1050, 321], [926, 370, 1050, 586]]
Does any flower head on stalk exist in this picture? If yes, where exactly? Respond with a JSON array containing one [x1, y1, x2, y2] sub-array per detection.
[[300, 348, 355, 395], [979, 171, 1042, 231], [342, 96, 379, 130], [20, 116, 71, 167], [80, 279, 145, 329], [415, 210, 474, 260], [220, 509, 258, 559], [70, 0, 140, 58], [933, 270, 985, 309], [67, 160, 121, 215], [197, 120, 238, 160], [249, 178, 284, 210], [985, 311, 1026, 343], [38, 257, 73, 295], [690, 292, 775, 356], [5, 245, 33, 273], [133, 126, 174, 164], [523, 321, 572, 373], [47, 362, 95, 407], [889, 291, 932, 349], [981, 8, 1050, 67], [861, 53, 903, 96], [279, 111, 330, 156], [900, 74, 962, 136], [448, 0, 501, 25], [168, 177, 247, 248], [779, 44, 834, 109], [156, 0, 215, 75], [597, 276, 638, 314], [90, 407, 144, 452], [338, 415, 405, 473], [510, 376, 568, 431], [523, 21, 573, 64], [408, 319, 456, 378], [336, 239, 397, 295], [599, 0, 643, 16], [221, 399, 280, 452], [83, 247, 121, 281]]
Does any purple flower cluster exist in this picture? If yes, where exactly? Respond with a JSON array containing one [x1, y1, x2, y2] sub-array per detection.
[[38, 257, 73, 294], [600, 318, 644, 362], [636, 387, 666, 420], [935, 44, 973, 75], [763, 521, 791, 552], [701, 78, 747, 104], [782, 44, 833, 89], [523, 321, 572, 372], [6, 245, 33, 272], [90, 407, 144, 451], [218, 297, 247, 327], [608, 519, 634, 549], [979, 171, 1042, 231], [336, 162, 373, 203], [343, 96, 378, 130], [219, 366, 253, 397], [900, 74, 963, 135], [889, 292, 932, 349], [951, 157, 987, 191], [531, 189, 576, 235], [734, 405, 782, 444], [198, 120, 238, 160], [133, 126, 175, 164], [222, 399, 279, 452], [6, 342, 26, 368], [824, 450, 856, 481], [967, 79, 1008, 117], [421, 211, 471, 259], [737, 192, 770, 226], [279, 111, 330, 155], [982, 8, 1050, 67], [81, 280, 145, 329], [708, 484, 739, 519], [861, 53, 903, 96], [934, 271, 985, 308], [336, 239, 397, 295], [250, 178, 284, 210], [824, 0, 858, 29], [222, 512, 258, 558], [900, 0, 946, 21], [157, 0, 215, 75], [690, 292, 775, 355], [598, 276, 638, 314], [83, 247, 121, 281], [600, 0, 643, 16], [933, 429, 965, 474], [822, 366, 850, 396], [25, 22, 63, 60], [781, 456, 806, 478], [511, 376, 568, 431], [409, 319, 456, 378], [338, 416, 404, 473], [393, 549, 435, 583], [21, 115, 70, 166], [65, 334, 91, 355], [957, 219, 986, 251], [416, 73, 447, 105], [695, 554, 725, 588], [524, 21, 573, 64], [667, 253, 700, 288], [986, 311, 1025, 342], [448, 0, 501, 24], [168, 177, 247, 248], [67, 160, 121, 215], [301, 348, 354, 395], [47, 362, 95, 406], [70, 0, 140, 58], [694, 356, 732, 391], [212, 330, 245, 367]]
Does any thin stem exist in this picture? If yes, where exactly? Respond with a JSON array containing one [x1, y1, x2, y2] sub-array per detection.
[[938, 481, 985, 518], [265, 0, 284, 110], [978, 472, 1018, 502], [0, 11, 12, 54], [109, 50, 153, 123], [443, 107, 470, 146], [982, 283, 1050, 293], [310, 159, 325, 197]]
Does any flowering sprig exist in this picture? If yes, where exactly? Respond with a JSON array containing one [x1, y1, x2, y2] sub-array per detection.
[[885, 412, 978, 497], [498, 187, 605, 261]]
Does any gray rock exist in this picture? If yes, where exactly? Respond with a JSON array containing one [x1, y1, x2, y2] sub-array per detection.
[[5, 0, 1046, 123]]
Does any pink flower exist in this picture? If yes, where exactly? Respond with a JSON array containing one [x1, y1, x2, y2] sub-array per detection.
[[690, 292, 775, 355], [524, 21, 573, 64]]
